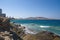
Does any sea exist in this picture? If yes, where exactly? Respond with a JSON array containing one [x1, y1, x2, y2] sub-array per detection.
[[10, 19, 60, 35]]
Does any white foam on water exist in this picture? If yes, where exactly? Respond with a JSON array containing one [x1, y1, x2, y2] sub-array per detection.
[[40, 25, 50, 28], [24, 27, 37, 34], [21, 24, 37, 34], [21, 24, 25, 26]]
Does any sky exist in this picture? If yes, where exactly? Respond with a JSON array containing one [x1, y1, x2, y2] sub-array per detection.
[[0, 0, 60, 19]]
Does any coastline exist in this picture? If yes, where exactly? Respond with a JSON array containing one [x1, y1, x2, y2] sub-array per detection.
[[11, 22, 60, 40], [14, 23, 60, 36], [0, 17, 60, 40]]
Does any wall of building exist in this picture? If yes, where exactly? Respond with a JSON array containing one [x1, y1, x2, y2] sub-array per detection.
[[0, 9, 6, 17], [0, 9, 2, 14]]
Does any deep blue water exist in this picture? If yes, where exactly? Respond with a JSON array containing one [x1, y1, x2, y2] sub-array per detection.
[[10, 19, 60, 35]]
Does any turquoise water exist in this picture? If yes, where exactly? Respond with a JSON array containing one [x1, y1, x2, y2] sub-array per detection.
[[10, 19, 60, 35]]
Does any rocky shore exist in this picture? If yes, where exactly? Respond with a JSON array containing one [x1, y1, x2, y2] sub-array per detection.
[[0, 17, 23, 40], [0, 17, 60, 40], [23, 31, 60, 40]]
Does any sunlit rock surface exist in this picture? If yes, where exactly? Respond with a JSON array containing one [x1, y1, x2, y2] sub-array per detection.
[[0, 17, 23, 40], [23, 31, 60, 40]]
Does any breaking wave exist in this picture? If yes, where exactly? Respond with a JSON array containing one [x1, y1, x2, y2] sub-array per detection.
[[40, 25, 50, 28]]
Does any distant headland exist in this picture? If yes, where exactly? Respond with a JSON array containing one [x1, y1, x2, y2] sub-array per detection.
[[14, 17, 60, 20]]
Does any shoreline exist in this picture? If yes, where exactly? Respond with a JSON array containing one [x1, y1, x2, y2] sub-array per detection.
[[14, 23, 60, 36], [0, 17, 60, 40]]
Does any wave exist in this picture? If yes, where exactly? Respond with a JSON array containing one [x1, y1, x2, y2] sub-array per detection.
[[24, 27, 37, 34], [40, 25, 50, 28], [20, 24, 37, 34]]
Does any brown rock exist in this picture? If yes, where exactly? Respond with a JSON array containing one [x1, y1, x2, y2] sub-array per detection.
[[0, 17, 12, 31], [23, 31, 60, 40]]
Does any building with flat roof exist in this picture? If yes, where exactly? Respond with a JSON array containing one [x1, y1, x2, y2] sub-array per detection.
[[0, 9, 2, 14], [0, 9, 6, 17]]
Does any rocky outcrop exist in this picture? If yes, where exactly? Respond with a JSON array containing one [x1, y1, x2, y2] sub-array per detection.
[[0, 17, 23, 40], [0, 31, 23, 40], [0, 17, 12, 31], [23, 31, 60, 40]]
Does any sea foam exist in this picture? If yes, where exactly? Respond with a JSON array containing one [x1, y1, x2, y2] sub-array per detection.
[[21, 24, 37, 34], [40, 25, 50, 28]]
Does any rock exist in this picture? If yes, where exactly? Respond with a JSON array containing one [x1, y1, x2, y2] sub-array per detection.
[[10, 31, 23, 40], [0, 37, 4, 40], [0, 17, 23, 40], [53, 37, 60, 40], [23, 31, 60, 40], [0, 17, 12, 31]]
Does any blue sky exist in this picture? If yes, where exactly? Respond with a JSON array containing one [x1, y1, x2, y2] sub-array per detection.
[[0, 0, 60, 19]]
